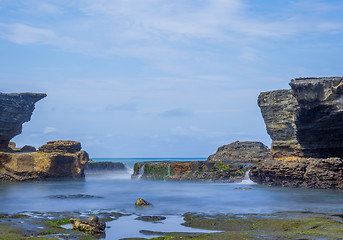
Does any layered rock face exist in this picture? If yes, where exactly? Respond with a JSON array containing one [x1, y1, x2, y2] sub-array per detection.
[[0, 93, 46, 151], [252, 77, 343, 189], [258, 77, 343, 160], [0, 141, 89, 181], [132, 161, 249, 182], [207, 141, 272, 163]]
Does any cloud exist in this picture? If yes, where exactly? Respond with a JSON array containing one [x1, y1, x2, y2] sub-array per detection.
[[43, 127, 57, 134], [159, 108, 192, 118]]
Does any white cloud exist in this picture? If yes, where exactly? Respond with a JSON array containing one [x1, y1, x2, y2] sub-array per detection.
[[43, 127, 57, 134]]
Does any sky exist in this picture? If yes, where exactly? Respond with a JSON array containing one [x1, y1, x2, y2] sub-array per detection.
[[1, 0, 343, 158]]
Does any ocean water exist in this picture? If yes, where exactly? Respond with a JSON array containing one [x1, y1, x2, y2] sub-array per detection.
[[1, 158, 343, 239]]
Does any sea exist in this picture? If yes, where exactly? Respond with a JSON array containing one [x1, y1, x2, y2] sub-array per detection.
[[1, 158, 343, 239]]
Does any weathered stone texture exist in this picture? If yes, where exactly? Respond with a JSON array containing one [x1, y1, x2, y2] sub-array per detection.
[[207, 141, 272, 163], [0, 141, 89, 181], [0, 93, 46, 151], [250, 158, 343, 189]]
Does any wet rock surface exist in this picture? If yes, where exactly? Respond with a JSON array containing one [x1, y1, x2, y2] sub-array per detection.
[[135, 198, 152, 207], [47, 194, 102, 199], [250, 158, 343, 189], [207, 140, 272, 163], [0, 93, 46, 152], [135, 216, 166, 222], [132, 161, 249, 182], [70, 215, 106, 235]]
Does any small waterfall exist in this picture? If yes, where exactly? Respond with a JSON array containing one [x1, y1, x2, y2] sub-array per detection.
[[167, 163, 171, 177], [239, 170, 256, 184], [137, 163, 146, 179]]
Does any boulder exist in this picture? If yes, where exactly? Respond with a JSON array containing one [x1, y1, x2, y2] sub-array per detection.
[[38, 140, 81, 153], [0, 140, 89, 181], [0, 93, 46, 152], [70, 215, 106, 234], [135, 198, 152, 206], [207, 141, 272, 163]]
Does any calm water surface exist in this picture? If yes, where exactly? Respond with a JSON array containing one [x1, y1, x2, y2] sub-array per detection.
[[1, 158, 343, 239]]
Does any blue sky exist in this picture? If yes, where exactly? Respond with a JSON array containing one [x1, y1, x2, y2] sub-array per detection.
[[1, 0, 343, 157]]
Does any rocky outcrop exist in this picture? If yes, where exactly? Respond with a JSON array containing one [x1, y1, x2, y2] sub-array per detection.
[[253, 77, 343, 189], [207, 141, 272, 163], [132, 161, 249, 182], [250, 158, 343, 189], [70, 215, 106, 235], [8, 142, 36, 153], [0, 140, 89, 181], [0, 93, 46, 151], [258, 77, 343, 160], [85, 161, 126, 172], [258, 90, 300, 161], [38, 140, 81, 153]]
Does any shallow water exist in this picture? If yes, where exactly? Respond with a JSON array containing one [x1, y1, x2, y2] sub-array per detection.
[[1, 158, 343, 239]]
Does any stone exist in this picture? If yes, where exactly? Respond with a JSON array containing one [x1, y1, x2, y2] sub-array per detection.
[[85, 161, 126, 171], [19, 145, 36, 152], [0, 141, 89, 181], [135, 216, 166, 222], [207, 141, 272, 163], [70, 215, 106, 234], [135, 198, 151, 206], [38, 140, 81, 153], [0, 93, 46, 151]]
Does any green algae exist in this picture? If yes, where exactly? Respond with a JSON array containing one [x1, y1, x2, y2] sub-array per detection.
[[148, 212, 343, 240]]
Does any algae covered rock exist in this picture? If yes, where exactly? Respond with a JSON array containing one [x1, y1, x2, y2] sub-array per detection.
[[38, 140, 81, 153], [135, 198, 152, 207], [70, 215, 106, 234], [132, 161, 249, 182], [207, 141, 272, 163]]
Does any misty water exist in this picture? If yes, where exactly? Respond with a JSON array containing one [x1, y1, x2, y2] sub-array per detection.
[[1, 158, 343, 239]]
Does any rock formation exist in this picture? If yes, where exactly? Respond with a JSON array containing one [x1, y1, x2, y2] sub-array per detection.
[[0, 92, 89, 181], [0, 140, 89, 181], [132, 161, 249, 182], [252, 77, 343, 189], [70, 215, 106, 235], [207, 141, 272, 163], [0, 93, 46, 151]]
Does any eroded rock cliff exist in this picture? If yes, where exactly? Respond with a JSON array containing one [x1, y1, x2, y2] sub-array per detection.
[[0, 93, 46, 151], [252, 77, 343, 189]]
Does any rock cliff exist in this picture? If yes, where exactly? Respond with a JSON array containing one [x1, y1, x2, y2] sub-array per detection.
[[0, 93, 46, 151], [252, 77, 343, 189], [207, 141, 272, 163]]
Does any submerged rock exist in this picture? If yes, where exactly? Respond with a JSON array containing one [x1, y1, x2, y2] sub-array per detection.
[[48, 194, 102, 199], [135, 198, 152, 207], [135, 216, 166, 222], [0, 92, 46, 152], [70, 215, 106, 234], [207, 141, 272, 163], [85, 161, 126, 171]]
